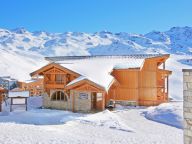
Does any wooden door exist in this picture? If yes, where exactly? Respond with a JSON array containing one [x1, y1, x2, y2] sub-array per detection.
[[91, 93, 97, 110]]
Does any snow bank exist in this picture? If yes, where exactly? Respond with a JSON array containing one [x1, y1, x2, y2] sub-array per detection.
[[0, 109, 83, 125], [78, 110, 134, 132], [143, 102, 183, 129], [0, 96, 83, 125]]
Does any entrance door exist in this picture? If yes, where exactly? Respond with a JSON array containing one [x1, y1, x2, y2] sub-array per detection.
[[91, 92, 97, 110]]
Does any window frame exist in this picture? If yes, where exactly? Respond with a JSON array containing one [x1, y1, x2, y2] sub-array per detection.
[[51, 91, 67, 101]]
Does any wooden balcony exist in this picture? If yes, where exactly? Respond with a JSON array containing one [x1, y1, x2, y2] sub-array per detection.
[[45, 81, 66, 89], [45, 81, 65, 84]]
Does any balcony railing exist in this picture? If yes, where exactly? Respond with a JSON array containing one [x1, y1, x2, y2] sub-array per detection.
[[45, 81, 65, 84]]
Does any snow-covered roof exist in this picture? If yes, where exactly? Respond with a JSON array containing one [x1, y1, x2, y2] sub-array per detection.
[[0, 76, 17, 81], [66, 76, 105, 90], [45, 54, 165, 62], [57, 56, 146, 90], [113, 59, 144, 69], [66, 76, 88, 87], [8, 91, 29, 98]]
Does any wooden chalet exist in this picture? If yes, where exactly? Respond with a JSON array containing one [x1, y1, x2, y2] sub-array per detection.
[[30, 54, 172, 112]]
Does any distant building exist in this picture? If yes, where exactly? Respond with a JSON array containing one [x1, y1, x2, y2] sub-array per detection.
[[18, 78, 44, 96], [31, 54, 172, 112], [0, 87, 7, 112], [0, 76, 18, 90]]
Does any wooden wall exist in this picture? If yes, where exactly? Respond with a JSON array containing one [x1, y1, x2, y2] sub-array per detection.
[[109, 70, 139, 102], [138, 59, 158, 105], [108, 57, 170, 106]]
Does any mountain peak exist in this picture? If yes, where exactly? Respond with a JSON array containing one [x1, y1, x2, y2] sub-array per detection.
[[11, 27, 28, 34]]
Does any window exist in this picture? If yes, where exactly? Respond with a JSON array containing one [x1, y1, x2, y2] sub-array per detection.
[[55, 74, 65, 84], [51, 91, 67, 101]]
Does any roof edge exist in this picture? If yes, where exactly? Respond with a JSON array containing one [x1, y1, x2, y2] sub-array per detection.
[[45, 54, 170, 62]]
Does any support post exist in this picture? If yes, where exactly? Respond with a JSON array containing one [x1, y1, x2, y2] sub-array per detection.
[[167, 76, 169, 101], [10, 98, 12, 112], [163, 62, 165, 70], [26, 98, 28, 111]]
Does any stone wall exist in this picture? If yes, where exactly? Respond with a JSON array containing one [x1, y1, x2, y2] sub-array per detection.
[[183, 69, 192, 144], [42, 90, 92, 112], [71, 90, 92, 112], [43, 90, 73, 110]]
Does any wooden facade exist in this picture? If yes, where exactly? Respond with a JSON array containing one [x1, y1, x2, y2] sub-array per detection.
[[31, 63, 106, 112], [108, 55, 172, 106], [30, 54, 172, 112]]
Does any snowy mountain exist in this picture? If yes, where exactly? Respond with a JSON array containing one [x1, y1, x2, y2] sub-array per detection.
[[1, 26, 192, 57], [0, 26, 192, 99]]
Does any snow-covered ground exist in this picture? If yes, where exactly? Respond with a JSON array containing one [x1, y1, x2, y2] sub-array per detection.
[[0, 97, 183, 144]]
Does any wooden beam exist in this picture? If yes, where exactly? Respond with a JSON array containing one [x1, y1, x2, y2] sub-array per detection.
[[167, 76, 169, 100], [10, 98, 13, 112]]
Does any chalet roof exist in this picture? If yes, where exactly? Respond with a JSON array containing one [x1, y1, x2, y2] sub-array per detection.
[[57, 56, 150, 90], [8, 91, 29, 98], [66, 76, 89, 87], [66, 76, 106, 91]]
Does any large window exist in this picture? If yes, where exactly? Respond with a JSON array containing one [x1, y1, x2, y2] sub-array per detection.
[[51, 91, 67, 101]]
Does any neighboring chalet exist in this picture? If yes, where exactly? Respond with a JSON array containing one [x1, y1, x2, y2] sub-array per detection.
[[18, 78, 43, 96], [30, 54, 172, 112]]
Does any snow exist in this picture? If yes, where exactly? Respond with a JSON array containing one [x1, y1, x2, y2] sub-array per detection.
[[166, 54, 191, 100], [113, 59, 144, 69], [0, 109, 183, 144], [0, 97, 183, 144], [8, 91, 29, 98], [66, 75, 105, 89], [78, 110, 134, 132], [143, 102, 183, 129]]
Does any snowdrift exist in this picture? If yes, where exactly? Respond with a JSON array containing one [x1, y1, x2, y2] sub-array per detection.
[[78, 110, 134, 132], [143, 102, 183, 129]]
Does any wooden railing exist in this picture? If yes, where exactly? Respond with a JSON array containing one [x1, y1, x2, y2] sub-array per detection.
[[157, 80, 164, 87], [45, 81, 65, 84]]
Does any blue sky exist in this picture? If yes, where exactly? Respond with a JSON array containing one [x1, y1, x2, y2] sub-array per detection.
[[0, 0, 192, 33]]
